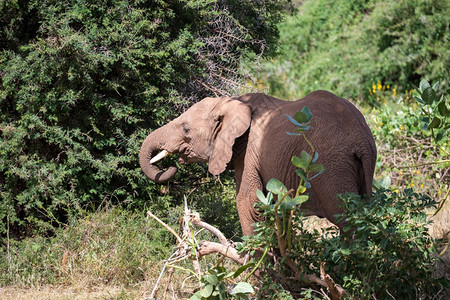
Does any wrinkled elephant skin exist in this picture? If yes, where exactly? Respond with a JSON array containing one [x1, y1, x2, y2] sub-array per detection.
[[140, 91, 377, 236]]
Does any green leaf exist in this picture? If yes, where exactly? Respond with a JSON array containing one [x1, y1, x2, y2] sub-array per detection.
[[199, 284, 214, 297], [256, 189, 267, 204], [309, 164, 325, 180], [427, 116, 441, 129], [292, 195, 309, 206], [419, 79, 431, 92], [437, 97, 450, 117], [309, 163, 324, 173], [301, 106, 312, 122], [341, 248, 351, 256], [291, 155, 309, 169], [231, 282, 254, 295], [204, 274, 218, 286], [233, 263, 255, 278], [422, 87, 438, 104], [294, 111, 308, 123], [266, 178, 287, 194], [413, 90, 424, 104], [286, 114, 303, 127], [190, 292, 202, 300], [432, 81, 440, 90], [295, 169, 307, 181]]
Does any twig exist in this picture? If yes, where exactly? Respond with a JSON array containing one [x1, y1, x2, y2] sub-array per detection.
[[397, 159, 450, 168], [190, 213, 229, 245], [320, 262, 345, 300], [150, 252, 177, 299], [163, 267, 173, 299], [147, 211, 182, 244]]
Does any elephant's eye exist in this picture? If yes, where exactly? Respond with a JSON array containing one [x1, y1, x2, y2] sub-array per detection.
[[183, 124, 190, 134]]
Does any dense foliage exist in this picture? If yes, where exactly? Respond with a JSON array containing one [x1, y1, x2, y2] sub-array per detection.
[[0, 0, 290, 237], [247, 189, 446, 299], [258, 0, 449, 102]]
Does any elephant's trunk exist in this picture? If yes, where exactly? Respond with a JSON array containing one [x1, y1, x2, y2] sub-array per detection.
[[139, 128, 178, 183]]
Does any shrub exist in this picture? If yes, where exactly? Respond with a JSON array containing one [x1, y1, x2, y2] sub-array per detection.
[[0, 0, 290, 237], [327, 190, 445, 298], [257, 0, 449, 103]]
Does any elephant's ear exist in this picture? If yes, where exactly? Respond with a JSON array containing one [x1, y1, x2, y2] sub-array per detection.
[[209, 98, 251, 175]]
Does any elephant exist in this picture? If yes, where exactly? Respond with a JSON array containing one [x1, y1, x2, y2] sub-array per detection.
[[140, 91, 377, 236]]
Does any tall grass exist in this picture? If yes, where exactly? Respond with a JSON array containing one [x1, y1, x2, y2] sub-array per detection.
[[0, 208, 174, 288]]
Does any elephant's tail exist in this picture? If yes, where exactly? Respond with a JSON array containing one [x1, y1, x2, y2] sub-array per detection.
[[357, 141, 377, 198]]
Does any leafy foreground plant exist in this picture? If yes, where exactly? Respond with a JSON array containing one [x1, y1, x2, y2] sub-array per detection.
[[327, 190, 447, 298], [412, 79, 449, 213], [148, 107, 447, 299]]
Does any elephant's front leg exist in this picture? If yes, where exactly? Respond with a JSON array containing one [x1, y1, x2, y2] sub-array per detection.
[[235, 169, 263, 236]]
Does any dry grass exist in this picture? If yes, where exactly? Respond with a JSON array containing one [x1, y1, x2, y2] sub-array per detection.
[[0, 285, 138, 300]]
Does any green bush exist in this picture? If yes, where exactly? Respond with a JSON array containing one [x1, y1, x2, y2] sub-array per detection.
[[327, 190, 444, 298], [257, 0, 449, 103], [241, 186, 446, 299], [0, 0, 290, 237]]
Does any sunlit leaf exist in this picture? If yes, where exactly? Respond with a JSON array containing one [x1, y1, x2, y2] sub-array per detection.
[[432, 81, 440, 90], [256, 189, 267, 204], [199, 284, 213, 297], [231, 282, 254, 295], [292, 155, 308, 169], [266, 178, 287, 194], [204, 275, 218, 285], [419, 79, 431, 92]]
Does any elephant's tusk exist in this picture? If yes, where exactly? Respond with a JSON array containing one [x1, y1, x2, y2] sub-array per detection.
[[150, 150, 170, 164]]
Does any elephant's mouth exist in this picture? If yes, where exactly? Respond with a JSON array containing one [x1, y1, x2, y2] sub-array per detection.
[[178, 147, 204, 164], [150, 147, 203, 165]]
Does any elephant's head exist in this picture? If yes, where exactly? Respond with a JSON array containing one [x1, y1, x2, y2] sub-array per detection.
[[139, 97, 252, 183]]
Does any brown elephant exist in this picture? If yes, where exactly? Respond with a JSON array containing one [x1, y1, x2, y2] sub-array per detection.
[[140, 91, 377, 236]]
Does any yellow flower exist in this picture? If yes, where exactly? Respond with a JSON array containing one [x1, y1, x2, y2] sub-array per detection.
[[380, 122, 383, 126], [372, 84, 376, 91], [420, 184, 424, 188], [393, 88, 397, 96], [399, 170, 403, 175], [394, 189, 399, 193], [411, 183, 414, 187], [387, 85, 390, 89], [377, 82, 382, 90], [416, 170, 420, 174]]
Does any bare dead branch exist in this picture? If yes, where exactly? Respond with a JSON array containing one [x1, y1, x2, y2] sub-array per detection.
[[197, 240, 249, 265], [320, 262, 345, 300], [147, 211, 182, 244], [189, 213, 229, 245]]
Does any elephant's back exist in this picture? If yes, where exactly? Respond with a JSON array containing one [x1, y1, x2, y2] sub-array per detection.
[[256, 90, 375, 219]]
